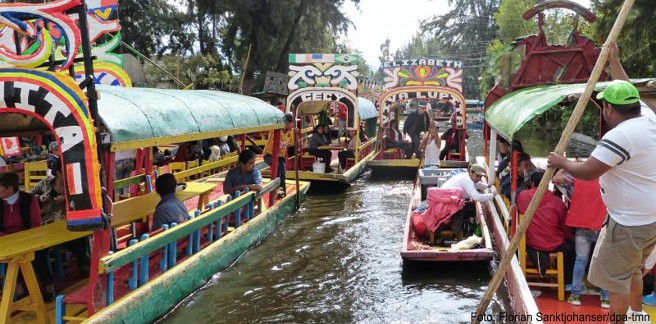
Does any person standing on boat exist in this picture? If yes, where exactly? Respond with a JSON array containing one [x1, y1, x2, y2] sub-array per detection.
[[336, 101, 348, 137], [548, 48, 656, 321], [403, 103, 430, 159], [263, 112, 295, 195], [224, 150, 263, 195], [386, 119, 410, 158], [419, 121, 441, 167], [152, 173, 188, 230], [552, 170, 610, 308]]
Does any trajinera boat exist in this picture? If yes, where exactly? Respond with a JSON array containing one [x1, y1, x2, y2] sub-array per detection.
[[368, 57, 469, 179], [0, 1, 309, 324], [478, 1, 656, 322], [270, 53, 378, 188]]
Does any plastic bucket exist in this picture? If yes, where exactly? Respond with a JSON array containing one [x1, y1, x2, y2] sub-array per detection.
[[312, 162, 325, 173]]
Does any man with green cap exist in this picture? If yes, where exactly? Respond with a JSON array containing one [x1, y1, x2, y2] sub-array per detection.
[[548, 44, 656, 323]]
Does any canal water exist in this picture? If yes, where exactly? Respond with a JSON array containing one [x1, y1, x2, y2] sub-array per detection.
[[159, 128, 588, 324]]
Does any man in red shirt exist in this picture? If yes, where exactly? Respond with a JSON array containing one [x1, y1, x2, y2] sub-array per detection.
[[517, 171, 574, 284], [336, 101, 347, 137]]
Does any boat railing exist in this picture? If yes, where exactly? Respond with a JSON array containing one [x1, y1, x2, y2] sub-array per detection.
[[356, 137, 376, 161], [97, 180, 279, 305]]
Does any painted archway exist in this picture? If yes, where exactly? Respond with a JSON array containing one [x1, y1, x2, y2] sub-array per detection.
[[287, 87, 359, 129], [0, 68, 103, 230], [379, 85, 467, 127]]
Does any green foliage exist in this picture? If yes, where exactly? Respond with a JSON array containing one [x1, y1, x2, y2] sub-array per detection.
[[494, 0, 536, 42], [143, 54, 233, 90], [592, 0, 656, 77]]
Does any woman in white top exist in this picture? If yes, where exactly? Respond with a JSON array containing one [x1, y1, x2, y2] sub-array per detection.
[[420, 121, 441, 167]]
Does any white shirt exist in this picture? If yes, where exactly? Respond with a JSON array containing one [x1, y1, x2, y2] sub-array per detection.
[[424, 139, 440, 166], [590, 102, 656, 226], [441, 173, 494, 202]]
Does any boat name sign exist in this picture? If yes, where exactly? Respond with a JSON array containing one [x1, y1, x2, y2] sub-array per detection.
[[383, 59, 462, 69], [383, 91, 462, 110]]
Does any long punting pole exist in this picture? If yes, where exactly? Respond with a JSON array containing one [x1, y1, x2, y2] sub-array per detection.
[[472, 0, 636, 322], [239, 43, 252, 95]]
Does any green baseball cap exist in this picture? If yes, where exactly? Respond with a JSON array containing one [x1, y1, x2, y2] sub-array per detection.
[[596, 80, 640, 105]]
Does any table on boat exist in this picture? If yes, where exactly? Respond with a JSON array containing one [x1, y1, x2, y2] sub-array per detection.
[[0, 181, 215, 324], [317, 144, 349, 151]]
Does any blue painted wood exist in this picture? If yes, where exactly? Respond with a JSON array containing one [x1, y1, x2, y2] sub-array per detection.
[[168, 223, 178, 268], [186, 214, 194, 256], [234, 191, 242, 228], [194, 210, 201, 253], [1, 262, 6, 289], [106, 251, 115, 304], [214, 201, 224, 239], [55, 295, 65, 324], [128, 239, 138, 290], [160, 225, 169, 272], [145, 174, 153, 193], [247, 200, 255, 221], [140, 234, 150, 286]]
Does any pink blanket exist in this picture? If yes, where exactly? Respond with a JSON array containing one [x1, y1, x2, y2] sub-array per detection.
[[412, 187, 465, 236]]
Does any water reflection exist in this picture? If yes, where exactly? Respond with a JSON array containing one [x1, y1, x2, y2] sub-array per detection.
[[158, 175, 508, 324]]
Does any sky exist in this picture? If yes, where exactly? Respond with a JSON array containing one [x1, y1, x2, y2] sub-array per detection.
[[341, 0, 591, 67]]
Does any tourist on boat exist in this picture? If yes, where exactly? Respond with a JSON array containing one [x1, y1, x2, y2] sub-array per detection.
[[152, 173, 188, 230], [419, 120, 441, 167], [308, 125, 333, 173], [263, 112, 295, 195], [385, 119, 410, 158], [552, 170, 609, 308], [322, 124, 332, 142], [403, 103, 430, 159], [336, 101, 348, 137], [32, 158, 90, 276], [46, 141, 60, 171], [438, 115, 460, 160], [338, 129, 357, 171], [217, 136, 231, 156], [548, 74, 656, 320], [440, 164, 495, 239], [224, 150, 263, 195], [0, 172, 53, 298], [495, 139, 524, 178], [517, 171, 574, 285]]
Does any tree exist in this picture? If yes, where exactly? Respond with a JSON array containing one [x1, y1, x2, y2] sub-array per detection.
[[420, 0, 501, 98], [592, 0, 656, 77]]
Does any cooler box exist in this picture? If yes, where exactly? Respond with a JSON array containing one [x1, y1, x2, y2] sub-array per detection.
[[419, 168, 453, 201]]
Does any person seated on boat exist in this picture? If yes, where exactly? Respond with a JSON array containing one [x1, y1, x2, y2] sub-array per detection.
[[495, 139, 524, 178], [338, 129, 357, 172], [517, 171, 574, 285], [224, 150, 263, 196], [307, 125, 333, 173], [500, 152, 535, 199], [32, 158, 90, 277], [440, 164, 496, 240], [217, 136, 231, 156], [322, 124, 333, 142], [438, 115, 461, 160], [263, 112, 295, 195], [0, 172, 54, 299], [385, 119, 410, 158], [420, 121, 441, 167], [152, 173, 189, 230], [403, 103, 431, 159], [552, 169, 610, 308], [358, 123, 369, 143]]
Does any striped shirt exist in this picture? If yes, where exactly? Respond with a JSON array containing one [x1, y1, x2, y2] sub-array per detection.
[[590, 102, 656, 226]]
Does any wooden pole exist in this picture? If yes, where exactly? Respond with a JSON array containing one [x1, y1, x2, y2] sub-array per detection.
[[239, 44, 253, 95], [472, 1, 636, 322], [293, 124, 301, 210]]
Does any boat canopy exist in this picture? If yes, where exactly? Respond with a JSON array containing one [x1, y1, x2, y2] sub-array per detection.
[[358, 97, 378, 120], [485, 79, 655, 140], [95, 85, 285, 150]]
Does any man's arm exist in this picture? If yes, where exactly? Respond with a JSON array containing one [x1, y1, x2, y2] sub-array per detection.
[[547, 153, 612, 181], [608, 41, 629, 81]]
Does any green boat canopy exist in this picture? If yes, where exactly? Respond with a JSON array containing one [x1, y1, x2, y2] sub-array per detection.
[[96, 85, 285, 146], [358, 97, 378, 120], [485, 79, 655, 140]]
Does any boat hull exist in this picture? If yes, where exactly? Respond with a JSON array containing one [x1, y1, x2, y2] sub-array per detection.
[[85, 183, 310, 324], [367, 158, 421, 179], [401, 176, 494, 263]]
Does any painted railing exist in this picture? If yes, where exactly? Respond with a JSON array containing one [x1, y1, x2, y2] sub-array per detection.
[[356, 137, 376, 161], [96, 179, 280, 305]]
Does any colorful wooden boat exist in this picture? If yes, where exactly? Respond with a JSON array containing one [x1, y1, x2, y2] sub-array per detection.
[[277, 53, 378, 187], [477, 2, 656, 321], [368, 58, 468, 179], [401, 168, 494, 262], [0, 3, 309, 324]]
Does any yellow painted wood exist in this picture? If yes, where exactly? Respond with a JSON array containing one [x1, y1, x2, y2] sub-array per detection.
[[0, 182, 215, 261], [24, 160, 48, 192], [366, 159, 421, 168], [0, 261, 20, 324], [110, 125, 283, 152], [19, 259, 49, 324]]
